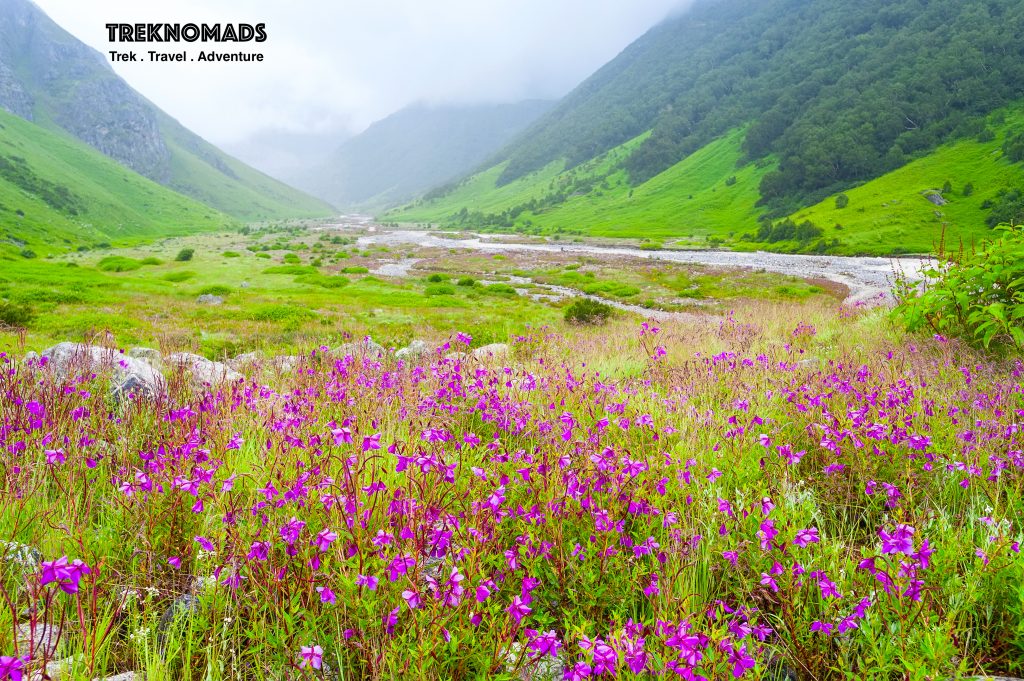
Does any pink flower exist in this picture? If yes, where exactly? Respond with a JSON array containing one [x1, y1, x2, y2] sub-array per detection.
[[401, 589, 421, 609], [793, 528, 820, 548], [45, 448, 66, 466], [313, 528, 338, 552], [507, 595, 531, 625], [362, 433, 381, 451], [356, 574, 379, 591], [0, 654, 29, 681], [299, 644, 323, 670], [39, 556, 90, 594], [168, 556, 181, 569], [316, 586, 336, 604], [879, 524, 915, 555]]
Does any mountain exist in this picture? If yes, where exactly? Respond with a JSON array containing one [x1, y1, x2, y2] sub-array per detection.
[[390, 0, 1024, 255], [297, 100, 553, 210], [0, 107, 229, 256], [221, 126, 352, 187], [0, 0, 333, 221]]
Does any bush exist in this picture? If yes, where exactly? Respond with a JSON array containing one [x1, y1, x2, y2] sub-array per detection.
[[0, 302, 33, 327], [564, 298, 612, 325], [175, 248, 195, 262], [835, 193, 849, 209], [341, 266, 369, 274], [197, 285, 232, 296], [426, 273, 449, 283], [139, 257, 162, 265], [97, 256, 142, 272], [482, 283, 518, 296], [19, 248, 37, 259], [295, 274, 349, 289], [283, 253, 301, 264], [222, 251, 241, 258], [962, 183, 975, 197], [425, 284, 455, 296], [895, 224, 1024, 350], [457, 277, 476, 286], [263, 265, 317, 276]]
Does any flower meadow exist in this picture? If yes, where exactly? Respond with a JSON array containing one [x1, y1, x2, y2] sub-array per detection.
[[2, 309, 1024, 680]]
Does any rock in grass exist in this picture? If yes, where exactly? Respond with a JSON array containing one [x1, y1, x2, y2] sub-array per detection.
[[270, 355, 299, 372], [471, 343, 510, 360], [95, 672, 140, 681], [41, 343, 164, 400], [395, 340, 431, 359], [156, 593, 199, 655], [1, 540, 42, 574], [127, 347, 163, 370], [227, 351, 263, 372], [166, 353, 242, 386], [195, 294, 224, 305], [17, 621, 62, 657], [332, 337, 384, 359]]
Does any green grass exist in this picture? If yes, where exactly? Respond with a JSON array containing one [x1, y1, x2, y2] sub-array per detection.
[[388, 106, 1024, 255], [0, 109, 231, 255], [791, 109, 1024, 255]]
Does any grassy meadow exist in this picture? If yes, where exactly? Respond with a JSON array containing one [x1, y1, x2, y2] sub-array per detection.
[[2, 290, 1024, 679]]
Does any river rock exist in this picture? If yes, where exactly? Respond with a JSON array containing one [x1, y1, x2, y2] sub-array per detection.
[[166, 353, 241, 386], [41, 343, 164, 399], [396, 340, 431, 360], [195, 294, 224, 305], [472, 343, 510, 360]]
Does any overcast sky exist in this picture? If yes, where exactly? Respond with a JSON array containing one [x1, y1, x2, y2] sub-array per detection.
[[32, 0, 690, 145]]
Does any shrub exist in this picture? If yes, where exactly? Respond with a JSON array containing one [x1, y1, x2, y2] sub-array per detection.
[[564, 298, 612, 325], [97, 256, 142, 272], [582, 281, 641, 298], [283, 253, 301, 264], [0, 302, 33, 327], [19, 248, 37, 259], [895, 224, 1024, 350], [962, 183, 975, 197], [139, 257, 162, 265], [222, 251, 241, 258], [263, 265, 318, 276], [295, 274, 349, 289], [483, 283, 518, 296], [175, 248, 195, 262], [457, 277, 476, 286], [425, 284, 455, 296], [426, 273, 448, 283], [163, 270, 197, 282], [835, 193, 849, 209], [197, 285, 232, 296], [341, 266, 369, 274], [255, 253, 271, 259]]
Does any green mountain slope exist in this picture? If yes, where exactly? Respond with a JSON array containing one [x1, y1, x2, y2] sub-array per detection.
[[0, 108, 229, 256], [391, 108, 1024, 255], [390, 0, 1024, 254], [297, 101, 552, 210], [0, 0, 332, 221]]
